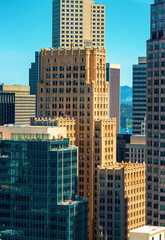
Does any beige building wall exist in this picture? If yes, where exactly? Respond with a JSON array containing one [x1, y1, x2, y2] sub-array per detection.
[[53, 0, 105, 48], [91, 4, 105, 48], [37, 46, 115, 240], [97, 162, 146, 240], [1, 85, 36, 125]]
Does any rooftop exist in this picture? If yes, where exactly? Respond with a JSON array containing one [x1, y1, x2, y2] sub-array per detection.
[[130, 226, 165, 235], [99, 161, 145, 170], [0, 125, 70, 143]]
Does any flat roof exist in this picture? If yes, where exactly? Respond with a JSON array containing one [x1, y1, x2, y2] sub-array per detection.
[[110, 63, 120, 69], [130, 226, 165, 235]]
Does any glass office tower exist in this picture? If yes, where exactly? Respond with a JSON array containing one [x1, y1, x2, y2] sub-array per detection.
[[132, 57, 146, 135], [0, 133, 88, 239], [29, 51, 41, 97], [146, 0, 165, 227]]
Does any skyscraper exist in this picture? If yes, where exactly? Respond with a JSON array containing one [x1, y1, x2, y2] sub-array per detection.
[[132, 57, 146, 135], [0, 125, 88, 240], [146, 0, 165, 226], [29, 51, 41, 115], [37, 46, 116, 240], [52, 0, 105, 48], [29, 52, 41, 96], [30, 0, 105, 112], [116, 134, 131, 163], [106, 63, 120, 134]]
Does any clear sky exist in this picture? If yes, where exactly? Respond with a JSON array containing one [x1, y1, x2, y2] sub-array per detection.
[[0, 0, 153, 87]]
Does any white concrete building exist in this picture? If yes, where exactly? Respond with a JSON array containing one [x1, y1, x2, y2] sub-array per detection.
[[0, 125, 67, 141], [130, 226, 165, 240]]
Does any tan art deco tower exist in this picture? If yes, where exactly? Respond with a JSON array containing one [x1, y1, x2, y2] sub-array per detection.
[[52, 0, 105, 48], [37, 46, 116, 239]]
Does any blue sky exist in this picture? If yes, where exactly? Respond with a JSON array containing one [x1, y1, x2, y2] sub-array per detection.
[[0, 0, 152, 87]]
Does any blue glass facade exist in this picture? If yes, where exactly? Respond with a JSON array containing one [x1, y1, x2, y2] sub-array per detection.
[[52, 0, 61, 48], [29, 51, 41, 96], [132, 58, 146, 135], [0, 136, 88, 239], [29, 51, 41, 116]]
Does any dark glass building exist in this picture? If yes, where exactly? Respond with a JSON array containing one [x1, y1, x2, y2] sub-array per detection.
[[29, 51, 41, 116], [0, 129, 88, 239], [29, 51, 41, 96], [116, 134, 131, 163], [132, 57, 146, 135], [0, 93, 15, 125], [146, 0, 165, 227]]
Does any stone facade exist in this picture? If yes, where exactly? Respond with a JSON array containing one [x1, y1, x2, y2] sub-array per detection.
[[37, 46, 116, 240], [97, 162, 146, 240]]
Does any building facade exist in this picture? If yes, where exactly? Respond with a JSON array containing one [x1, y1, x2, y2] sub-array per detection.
[[29, 52, 41, 115], [52, 0, 105, 48], [126, 135, 146, 163], [0, 92, 15, 125], [29, 0, 105, 116], [146, 0, 165, 226], [97, 162, 146, 240], [37, 47, 116, 240], [132, 57, 146, 135], [141, 116, 146, 135], [106, 63, 120, 134], [0, 125, 88, 240], [0, 85, 36, 125], [116, 134, 131, 163], [130, 226, 165, 240], [29, 52, 41, 96]]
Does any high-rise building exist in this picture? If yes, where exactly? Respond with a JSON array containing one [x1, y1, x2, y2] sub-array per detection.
[[0, 92, 15, 125], [0, 125, 88, 240], [37, 46, 116, 240], [141, 116, 146, 135], [125, 135, 146, 163], [132, 57, 146, 135], [52, 0, 105, 48], [29, 52, 41, 96], [29, 52, 41, 115], [146, 0, 165, 227], [106, 63, 120, 134], [0, 85, 36, 125], [29, 0, 105, 114], [97, 162, 146, 240], [130, 226, 165, 240], [116, 133, 131, 163]]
